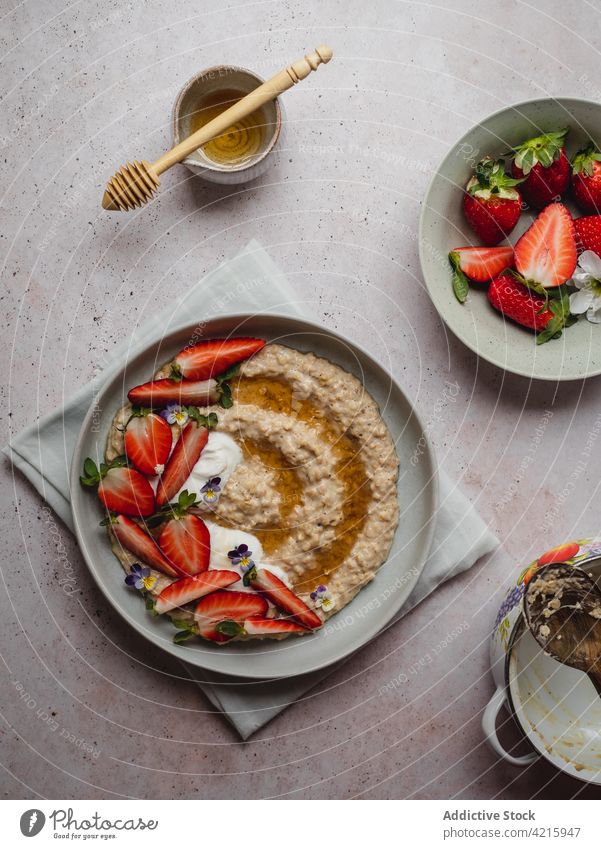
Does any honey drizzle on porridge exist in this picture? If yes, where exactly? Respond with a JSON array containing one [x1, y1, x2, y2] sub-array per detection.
[[234, 376, 371, 590]]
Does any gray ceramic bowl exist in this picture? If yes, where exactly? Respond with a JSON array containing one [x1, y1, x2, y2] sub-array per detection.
[[172, 66, 284, 185], [420, 97, 601, 381], [70, 314, 438, 679]]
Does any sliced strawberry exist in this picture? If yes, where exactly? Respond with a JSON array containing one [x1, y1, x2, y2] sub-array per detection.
[[159, 513, 210, 575], [449, 246, 514, 282], [248, 568, 322, 630], [124, 411, 172, 476], [98, 467, 155, 517], [111, 514, 180, 577], [514, 203, 577, 288], [194, 590, 268, 642], [155, 570, 239, 615], [156, 422, 209, 507], [243, 617, 308, 636], [173, 337, 266, 381], [448, 246, 514, 303], [128, 378, 218, 407]]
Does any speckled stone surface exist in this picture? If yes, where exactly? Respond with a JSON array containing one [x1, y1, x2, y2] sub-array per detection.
[[2, 0, 601, 800]]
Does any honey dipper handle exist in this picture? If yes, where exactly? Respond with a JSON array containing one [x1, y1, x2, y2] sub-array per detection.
[[152, 45, 333, 175]]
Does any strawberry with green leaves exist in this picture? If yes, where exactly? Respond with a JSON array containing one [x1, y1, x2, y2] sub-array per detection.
[[462, 157, 524, 245], [487, 272, 575, 345], [571, 143, 601, 214], [510, 128, 570, 209], [80, 456, 155, 517]]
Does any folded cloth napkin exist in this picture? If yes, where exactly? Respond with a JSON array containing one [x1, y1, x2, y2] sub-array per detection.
[[4, 240, 498, 740]]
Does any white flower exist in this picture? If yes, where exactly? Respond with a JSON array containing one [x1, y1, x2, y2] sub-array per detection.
[[569, 251, 601, 324]]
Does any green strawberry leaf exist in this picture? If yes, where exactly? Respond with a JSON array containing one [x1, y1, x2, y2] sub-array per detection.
[[242, 565, 257, 587], [216, 363, 241, 384], [448, 252, 469, 304], [171, 618, 192, 630], [536, 292, 576, 345], [173, 629, 195, 644], [216, 620, 244, 637]]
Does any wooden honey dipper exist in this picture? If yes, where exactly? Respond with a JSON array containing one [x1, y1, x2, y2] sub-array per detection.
[[102, 45, 333, 211]]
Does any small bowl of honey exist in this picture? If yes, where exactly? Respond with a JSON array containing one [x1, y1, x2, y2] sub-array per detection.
[[173, 65, 284, 185]]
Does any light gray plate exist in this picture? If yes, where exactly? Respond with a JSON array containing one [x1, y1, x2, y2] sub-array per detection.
[[420, 97, 601, 381], [70, 314, 438, 679]]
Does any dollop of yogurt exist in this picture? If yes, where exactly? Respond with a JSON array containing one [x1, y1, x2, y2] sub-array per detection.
[[175, 431, 242, 501], [205, 520, 292, 592]]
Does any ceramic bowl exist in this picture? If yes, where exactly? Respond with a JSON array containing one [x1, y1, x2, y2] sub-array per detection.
[[483, 539, 601, 782], [172, 66, 284, 185], [419, 97, 601, 381], [70, 313, 438, 680]]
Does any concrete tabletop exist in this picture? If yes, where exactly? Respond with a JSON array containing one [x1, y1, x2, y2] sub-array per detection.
[[2, 0, 601, 799]]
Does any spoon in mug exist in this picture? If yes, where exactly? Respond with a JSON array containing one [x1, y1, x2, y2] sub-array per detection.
[[524, 562, 601, 696]]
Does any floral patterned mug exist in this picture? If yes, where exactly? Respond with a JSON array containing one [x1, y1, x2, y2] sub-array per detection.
[[483, 539, 601, 781]]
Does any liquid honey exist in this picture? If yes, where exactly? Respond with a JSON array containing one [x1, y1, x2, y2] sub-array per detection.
[[189, 88, 268, 166]]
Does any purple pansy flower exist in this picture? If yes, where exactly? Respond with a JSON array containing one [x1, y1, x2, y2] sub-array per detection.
[[227, 543, 255, 572], [201, 476, 222, 505], [310, 583, 335, 612], [161, 403, 189, 427], [125, 563, 156, 591]]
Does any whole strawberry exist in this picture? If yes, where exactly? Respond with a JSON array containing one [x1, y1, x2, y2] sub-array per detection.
[[462, 157, 524, 245], [571, 143, 601, 214], [510, 128, 570, 209], [574, 215, 601, 256], [488, 271, 574, 344]]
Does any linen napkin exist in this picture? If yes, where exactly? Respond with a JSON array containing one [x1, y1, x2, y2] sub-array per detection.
[[4, 240, 498, 739]]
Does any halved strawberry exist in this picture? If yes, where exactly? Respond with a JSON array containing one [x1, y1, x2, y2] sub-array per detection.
[[111, 514, 180, 577], [155, 570, 239, 615], [194, 590, 268, 642], [173, 337, 266, 381], [243, 617, 308, 636], [514, 203, 577, 288], [128, 378, 219, 407], [159, 513, 211, 575], [80, 457, 155, 517], [156, 421, 210, 507], [124, 410, 172, 476], [248, 568, 322, 630], [448, 246, 514, 303]]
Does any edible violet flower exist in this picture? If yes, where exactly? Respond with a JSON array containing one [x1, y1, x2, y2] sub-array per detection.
[[201, 476, 222, 505], [161, 403, 189, 427], [125, 563, 156, 592], [569, 251, 601, 324], [310, 584, 335, 612], [227, 543, 255, 572]]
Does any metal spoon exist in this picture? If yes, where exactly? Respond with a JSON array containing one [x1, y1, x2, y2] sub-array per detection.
[[523, 562, 601, 696]]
